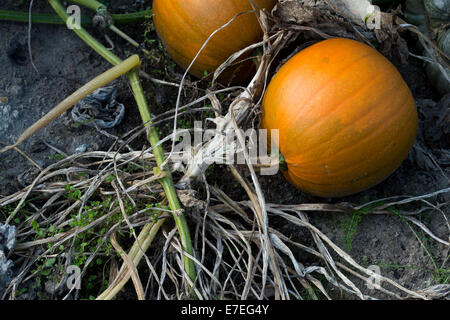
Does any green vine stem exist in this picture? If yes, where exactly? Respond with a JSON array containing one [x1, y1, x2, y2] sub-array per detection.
[[0, 8, 151, 56], [0, 9, 151, 25], [68, 0, 106, 12], [111, 10, 152, 24], [278, 152, 288, 172], [130, 71, 197, 291], [47, 0, 197, 296], [68, 0, 152, 55], [48, 0, 120, 65]]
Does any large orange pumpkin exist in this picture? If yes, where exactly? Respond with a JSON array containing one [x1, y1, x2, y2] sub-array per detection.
[[261, 38, 418, 198], [153, 0, 277, 81]]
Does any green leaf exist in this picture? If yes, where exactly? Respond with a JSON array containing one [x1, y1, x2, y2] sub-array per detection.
[[45, 258, 56, 267]]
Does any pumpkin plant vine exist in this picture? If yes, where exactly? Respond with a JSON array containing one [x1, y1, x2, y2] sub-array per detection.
[[46, 0, 198, 296]]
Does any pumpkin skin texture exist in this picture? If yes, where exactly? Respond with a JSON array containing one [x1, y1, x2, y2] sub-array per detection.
[[153, 0, 277, 81], [261, 38, 418, 198]]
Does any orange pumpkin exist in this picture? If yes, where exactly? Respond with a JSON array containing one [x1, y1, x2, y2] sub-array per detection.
[[261, 38, 418, 198], [153, 0, 277, 81]]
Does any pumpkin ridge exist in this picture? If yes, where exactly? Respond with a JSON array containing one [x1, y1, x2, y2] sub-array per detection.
[[288, 95, 413, 173], [194, 0, 270, 58], [319, 85, 415, 167], [283, 73, 409, 163], [286, 167, 381, 186], [285, 165, 390, 198], [170, 1, 212, 42], [286, 138, 409, 189], [321, 91, 415, 168], [213, 11, 260, 54], [155, 1, 214, 73], [157, 1, 242, 74], [195, 8, 256, 53], [169, 2, 218, 68], [286, 92, 415, 179], [281, 66, 387, 157], [274, 50, 377, 146], [154, 2, 193, 69]]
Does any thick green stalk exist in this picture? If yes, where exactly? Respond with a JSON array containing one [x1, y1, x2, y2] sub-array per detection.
[[0, 9, 151, 25], [0, 10, 90, 24], [131, 77, 197, 293], [112, 10, 153, 24], [68, 0, 153, 24], [68, 0, 105, 11], [48, 0, 197, 294], [48, 0, 120, 65], [48, 1, 149, 63], [128, 69, 197, 288]]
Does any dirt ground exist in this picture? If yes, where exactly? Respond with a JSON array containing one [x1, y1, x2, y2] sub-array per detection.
[[0, 0, 449, 300]]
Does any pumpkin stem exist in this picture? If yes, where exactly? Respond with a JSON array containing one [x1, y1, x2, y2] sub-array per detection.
[[279, 151, 288, 171], [0, 9, 151, 25]]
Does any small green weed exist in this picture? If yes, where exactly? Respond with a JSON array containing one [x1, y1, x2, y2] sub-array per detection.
[[340, 202, 384, 252]]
